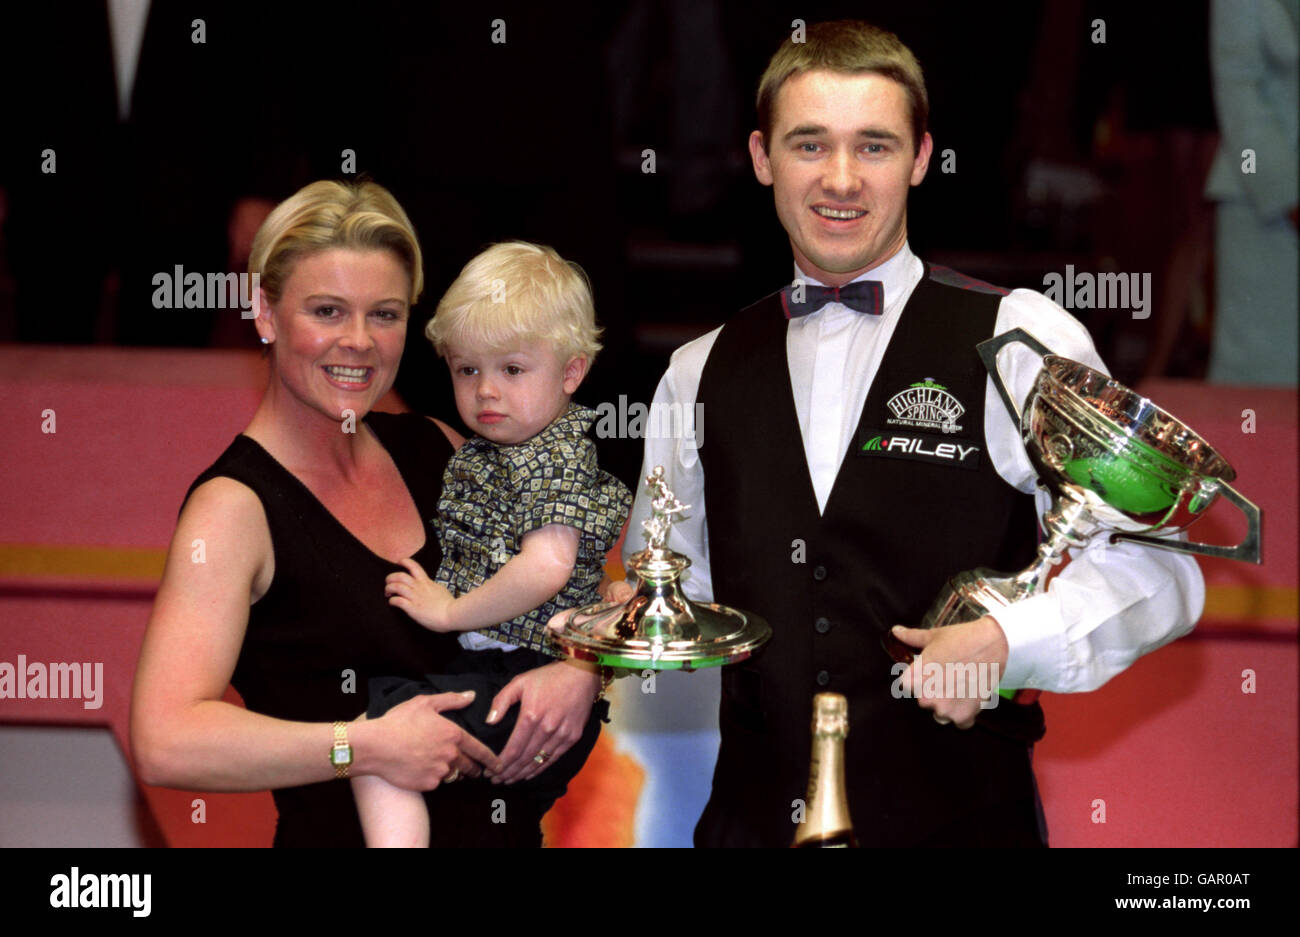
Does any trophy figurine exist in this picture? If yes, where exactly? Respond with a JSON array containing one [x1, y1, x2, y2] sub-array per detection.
[[883, 328, 1263, 666], [551, 466, 772, 669]]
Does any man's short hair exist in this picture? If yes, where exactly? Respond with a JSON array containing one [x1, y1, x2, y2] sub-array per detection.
[[756, 20, 929, 154], [425, 241, 602, 366]]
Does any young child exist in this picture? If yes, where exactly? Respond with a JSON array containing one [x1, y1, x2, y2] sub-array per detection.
[[351, 241, 633, 847]]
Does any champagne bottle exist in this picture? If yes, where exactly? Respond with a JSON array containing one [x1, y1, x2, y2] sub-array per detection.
[[792, 692, 858, 848]]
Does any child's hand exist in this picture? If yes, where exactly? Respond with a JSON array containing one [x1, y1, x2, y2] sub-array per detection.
[[385, 558, 456, 631], [597, 573, 637, 605], [603, 578, 637, 604]]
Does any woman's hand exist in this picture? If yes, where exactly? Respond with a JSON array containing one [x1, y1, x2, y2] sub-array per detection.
[[485, 660, 600, 784], [385, 558, 456, 631], [354, 691, 503, 790]]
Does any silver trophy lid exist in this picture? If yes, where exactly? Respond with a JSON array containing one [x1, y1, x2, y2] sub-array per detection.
[[550, 466, 772, 670]]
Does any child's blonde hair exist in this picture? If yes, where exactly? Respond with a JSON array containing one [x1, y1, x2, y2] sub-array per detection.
[[425, 241, 602, 365]]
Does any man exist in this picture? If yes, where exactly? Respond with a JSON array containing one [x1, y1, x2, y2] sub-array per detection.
[[627, 21, 1204, 847]]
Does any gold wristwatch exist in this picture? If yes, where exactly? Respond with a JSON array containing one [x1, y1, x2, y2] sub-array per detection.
[[329, 721, 352, 778]]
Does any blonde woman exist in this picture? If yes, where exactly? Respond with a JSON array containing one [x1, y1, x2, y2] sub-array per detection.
[[131, 182, 608, 846]]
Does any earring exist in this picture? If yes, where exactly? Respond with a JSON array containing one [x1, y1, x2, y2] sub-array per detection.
[[260, 336, 271, 345]]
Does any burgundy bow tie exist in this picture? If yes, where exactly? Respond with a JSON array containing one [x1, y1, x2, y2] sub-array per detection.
[[780, 279, 884, 318]]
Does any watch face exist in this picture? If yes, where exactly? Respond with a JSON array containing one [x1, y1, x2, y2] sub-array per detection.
[[331, 745, 352, 766]]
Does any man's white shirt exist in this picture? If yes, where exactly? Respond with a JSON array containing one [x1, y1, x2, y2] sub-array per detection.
[[626, 242, 1204, 693]]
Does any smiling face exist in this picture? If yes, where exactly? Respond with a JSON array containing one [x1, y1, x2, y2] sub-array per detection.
[[749, 69, 933, 287], [255, 248, 411, 423], [446, 338, 586, 445]]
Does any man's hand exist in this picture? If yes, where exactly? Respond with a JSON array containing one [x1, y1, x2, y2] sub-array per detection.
[[890, 616, 1008, 729], [385, 558, 456, 631], [485, 660, 599, 784]]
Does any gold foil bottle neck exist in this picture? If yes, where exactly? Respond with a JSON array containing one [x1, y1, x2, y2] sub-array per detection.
[[793, 692, 857, 847], [812, 691, 849, 739]]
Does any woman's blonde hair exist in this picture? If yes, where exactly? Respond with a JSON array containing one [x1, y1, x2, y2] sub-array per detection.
[[425, 241, 601, 366], [249, 179, 424, 305]]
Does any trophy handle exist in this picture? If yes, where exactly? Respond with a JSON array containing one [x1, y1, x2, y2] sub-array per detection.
[[1109, 481, 1263, 564], [976, 328, 1057, 426]]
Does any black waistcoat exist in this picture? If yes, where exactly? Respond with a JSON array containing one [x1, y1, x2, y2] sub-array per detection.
[[695, 265, 1043, 847]]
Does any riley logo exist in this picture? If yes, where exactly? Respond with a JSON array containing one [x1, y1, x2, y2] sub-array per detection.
[[862, 433, 980, 465], [885, 378, 965, 434]]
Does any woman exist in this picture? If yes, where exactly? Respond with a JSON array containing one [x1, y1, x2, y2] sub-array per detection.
[[130, 180, 605, 846]]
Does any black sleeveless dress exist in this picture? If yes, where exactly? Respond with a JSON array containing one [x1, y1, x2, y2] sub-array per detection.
[[184, 411, 522, 847]]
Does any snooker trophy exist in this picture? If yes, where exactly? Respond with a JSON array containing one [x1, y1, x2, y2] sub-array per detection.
[[883, 328, 1262, 666], [551, 466, 772, 669]]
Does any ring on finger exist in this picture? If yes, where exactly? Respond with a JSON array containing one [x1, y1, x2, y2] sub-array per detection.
[[533, 750, 550, 765], [933, 714, 952, 726], [446, 768, 461, 783]]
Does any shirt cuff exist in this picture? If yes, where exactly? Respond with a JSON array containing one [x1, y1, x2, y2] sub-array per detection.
[[990, 592, 1065, 690]]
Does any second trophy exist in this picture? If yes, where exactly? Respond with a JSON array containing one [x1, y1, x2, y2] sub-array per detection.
[[883, 327, 1262, 666]]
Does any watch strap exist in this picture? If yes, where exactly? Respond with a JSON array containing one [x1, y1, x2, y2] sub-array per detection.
[[330, 720, 352, 779]]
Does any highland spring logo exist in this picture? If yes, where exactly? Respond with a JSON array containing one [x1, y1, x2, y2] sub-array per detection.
[[152, 266, 259, 318], [885, 379, 965, 434]]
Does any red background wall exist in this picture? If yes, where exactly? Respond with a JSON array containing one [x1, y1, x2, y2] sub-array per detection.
[[1, 348, 1294, 846]]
